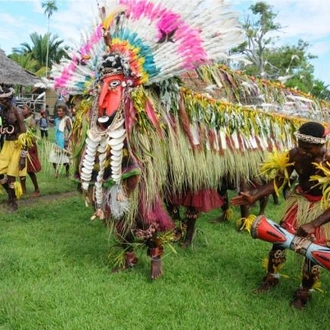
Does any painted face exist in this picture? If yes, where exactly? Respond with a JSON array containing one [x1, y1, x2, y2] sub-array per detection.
[[98, 74, 126, 126], [298, 140, 324, 159]]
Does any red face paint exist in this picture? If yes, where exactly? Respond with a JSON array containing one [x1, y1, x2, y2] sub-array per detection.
[[98, 74, 125, 119]]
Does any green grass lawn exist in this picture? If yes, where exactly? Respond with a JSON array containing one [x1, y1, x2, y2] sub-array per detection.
[[1, 195, 330, 329], [1, 133, 330, 329]]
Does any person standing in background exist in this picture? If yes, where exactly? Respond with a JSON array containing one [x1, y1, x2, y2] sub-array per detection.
[[39, 110, 49, 140], [49, 104, 72, 178], [19, 104, 41, 197]]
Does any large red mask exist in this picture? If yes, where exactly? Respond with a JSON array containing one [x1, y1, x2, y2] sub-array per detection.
[[98, 74, 125, 124]]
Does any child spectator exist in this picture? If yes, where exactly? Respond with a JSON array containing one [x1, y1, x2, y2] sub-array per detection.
[[49, 104, 72, 178], [39, 110, 49, 140]]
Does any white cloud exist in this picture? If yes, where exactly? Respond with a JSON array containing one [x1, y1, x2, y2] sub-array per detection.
[[42, 0, 97, 48]]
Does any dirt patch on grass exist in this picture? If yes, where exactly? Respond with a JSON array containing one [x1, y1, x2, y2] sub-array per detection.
[[0, 190, 81, 210]]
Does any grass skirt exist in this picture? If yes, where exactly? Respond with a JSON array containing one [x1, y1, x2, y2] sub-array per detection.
[[281, 188, 330, 246]]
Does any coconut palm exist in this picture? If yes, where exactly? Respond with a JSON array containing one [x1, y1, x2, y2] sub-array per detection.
[[8, 53, 39, 73], [12, 32, 67, 76], [41, 0, 58, 78]]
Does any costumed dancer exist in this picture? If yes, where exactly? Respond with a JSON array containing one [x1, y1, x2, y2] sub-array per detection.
[[231, 121, 330, 310], [0, 85, 27, 212], [51, 0, 244, 279], [19, 104, 42, 196]]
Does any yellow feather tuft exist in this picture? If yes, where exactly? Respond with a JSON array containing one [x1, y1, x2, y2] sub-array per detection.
[[237, 214, 256, 233], [261, 258, 289, 278], [310, 161, 330, 209], [17, 132, 34, 148], [14, 181, 23, 199], [102, 6, 127, 30], [312, 280, 324, 293], [224, 208, 233, 221], [262, 258, 269, 270], [260, 150, 294, 195]]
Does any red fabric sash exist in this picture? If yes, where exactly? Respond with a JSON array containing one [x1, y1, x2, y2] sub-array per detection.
[[296, 185, 322, 202]]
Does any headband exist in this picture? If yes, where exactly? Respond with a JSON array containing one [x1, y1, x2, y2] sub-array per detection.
[[294, 131, 327, 144], [0, 87, 15, 99]]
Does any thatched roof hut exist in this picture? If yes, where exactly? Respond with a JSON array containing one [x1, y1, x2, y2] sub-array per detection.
[[0, 49, 40, 86]]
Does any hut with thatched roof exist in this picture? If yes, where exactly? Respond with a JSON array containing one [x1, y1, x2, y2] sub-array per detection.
[[0, 49, 39, 86]]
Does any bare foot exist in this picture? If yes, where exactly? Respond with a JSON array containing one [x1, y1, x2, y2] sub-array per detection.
[[8, 201, 18, 212], [180, 239, 192, 249], [151, 258, 163, 280], [291, 288, 311, 310], [252, 276, 279, 293], [31, 191, 41, 197]]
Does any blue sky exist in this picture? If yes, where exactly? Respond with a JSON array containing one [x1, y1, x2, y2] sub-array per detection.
[[0, 0, 329, 86]]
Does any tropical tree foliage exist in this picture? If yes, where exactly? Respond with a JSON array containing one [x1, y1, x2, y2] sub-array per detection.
[[233, 1, 329, 100], [233, 2, 282, 77], [12, 32, 67, 76], [312, 80, 330, 100], [41, 0, 58, 19], [8, 53, 39, 73]]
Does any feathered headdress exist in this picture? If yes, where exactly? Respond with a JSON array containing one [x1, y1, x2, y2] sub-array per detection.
[[52, 0, 244, 94]]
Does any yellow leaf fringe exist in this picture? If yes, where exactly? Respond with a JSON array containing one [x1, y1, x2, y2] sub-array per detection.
[[310, 161, 330, 209], [260, 150, 294, 196], [312, 280, 324, 293], [237, 214, 256, 233], [14, 181, 23, 199], [224, 208, 233, 221], [262, 258, 289, 278], [17, 132, 35, 149]]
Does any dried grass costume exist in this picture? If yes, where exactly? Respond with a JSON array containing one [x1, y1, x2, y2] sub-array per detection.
[[51, 0, 301, 278]]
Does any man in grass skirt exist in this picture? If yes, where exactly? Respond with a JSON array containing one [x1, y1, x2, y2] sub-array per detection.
[[0, 85, 27, 211], [232, 121, 330, 309]]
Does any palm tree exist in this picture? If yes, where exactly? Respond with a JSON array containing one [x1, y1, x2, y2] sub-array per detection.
[[8, 53, 39, 73], [12, 32, 68, 76], [41, 1, 58, 78]]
